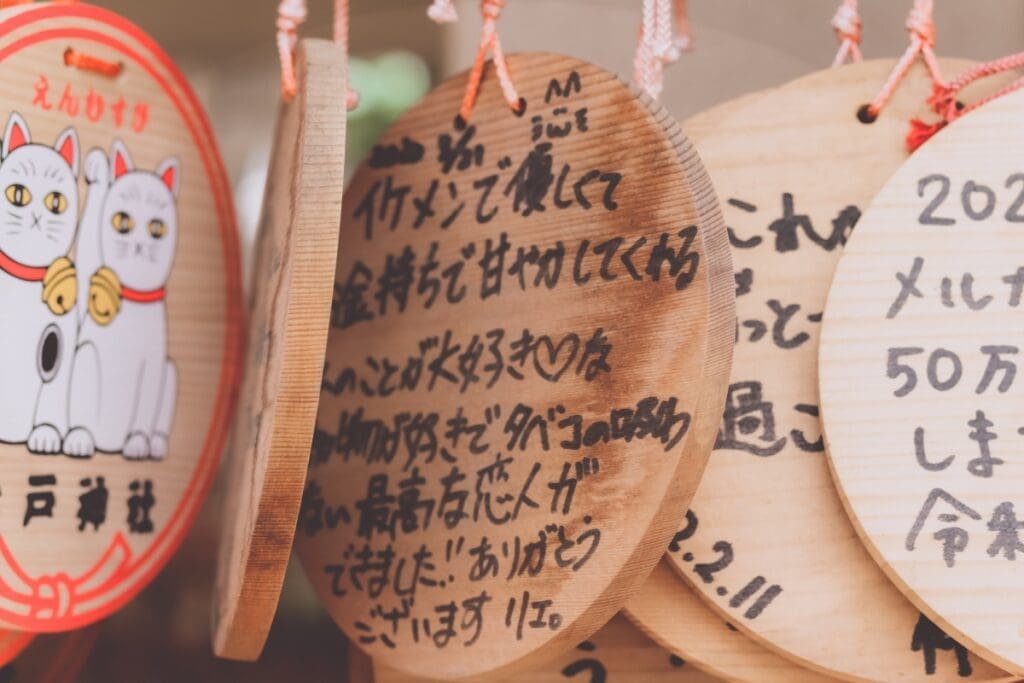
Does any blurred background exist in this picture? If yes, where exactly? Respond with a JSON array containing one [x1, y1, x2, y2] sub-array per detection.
[[13, 0, 1019, 680]]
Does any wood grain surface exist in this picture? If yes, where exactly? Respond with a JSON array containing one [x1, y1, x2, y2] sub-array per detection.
[[294, 52, 734, 679], [212, 38, 347, 661], [663, 58, 1014, 682], [820, 84, 1024, 677], [0, 3, 242, 632]]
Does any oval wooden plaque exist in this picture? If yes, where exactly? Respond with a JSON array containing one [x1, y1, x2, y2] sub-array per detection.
[[820, 86, 1024, 676], [351, 613, 723, 683], [0, 3, 242, 631], [662, 59, 1013, 681], [624, 94, 834, 683], [293, 52, 734, 679], [212, 38, 347, 661]]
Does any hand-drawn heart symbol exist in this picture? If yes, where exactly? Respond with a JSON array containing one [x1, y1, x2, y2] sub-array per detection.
[[533, 332, 580, 382]]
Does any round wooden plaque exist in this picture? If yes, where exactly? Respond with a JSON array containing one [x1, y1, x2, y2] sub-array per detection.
[[662, 59, 1013, 681], [352, 613, 724, 683], [293, 52, 734, 679], [820, 86, 1024, 675], [0, 4, 242, 631], [212, 38, 347, 661], [623, 93, 836, 683]]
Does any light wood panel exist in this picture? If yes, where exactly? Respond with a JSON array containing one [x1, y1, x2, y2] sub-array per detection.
[[212, 38, 347, 661], [820, 83, 1024, 677], [294, 52, 734, 679]]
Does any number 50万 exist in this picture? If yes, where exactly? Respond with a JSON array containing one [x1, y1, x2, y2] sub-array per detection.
[[887, 346, 1019, 397]]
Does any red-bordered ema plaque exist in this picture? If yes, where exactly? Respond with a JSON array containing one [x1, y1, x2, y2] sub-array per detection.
[[0, 2, 242, 632]]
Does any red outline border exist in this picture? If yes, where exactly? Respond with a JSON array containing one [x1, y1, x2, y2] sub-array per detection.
[[0, 3, 243, 634]]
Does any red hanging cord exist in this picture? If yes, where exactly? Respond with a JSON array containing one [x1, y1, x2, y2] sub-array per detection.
[[277, 0, 358, 109], [865, 0, 943, 120], [276, 0, 307, 102], [5, 0, 117, 77], [831, 0, 862, 67], [672, 0, 692, 56], [333, 0, 359, 110], [65, 47, 122, 77], [633, 0, 690, 99], [443, 0, 521, 123], [907, 52, 1024, 151]]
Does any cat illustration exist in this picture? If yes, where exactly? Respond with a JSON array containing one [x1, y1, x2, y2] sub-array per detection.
[[64, 141, 179, 459], [0, 112, 80, 453]]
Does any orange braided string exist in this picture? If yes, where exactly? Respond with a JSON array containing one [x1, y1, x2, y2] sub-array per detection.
[[276, 0, 307, 102], [633, 0, 689, 99], [907, 51, 1024, 151], [456, 0, 521, 122], [277, 0, 357, 109], [867, 0, 943, 119], [831, 0, 862, 67]]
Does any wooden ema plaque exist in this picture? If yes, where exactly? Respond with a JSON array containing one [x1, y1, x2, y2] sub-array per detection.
[[350, 614, 722, 683], [212, 38, 347, 661], [0, 4, 242, 631], [626, 563, 833, 683], [661, 60, 1013, 681], [293, 52, 734, 679], [622, 88, 835, 683], [819, 87, 1024, 675]]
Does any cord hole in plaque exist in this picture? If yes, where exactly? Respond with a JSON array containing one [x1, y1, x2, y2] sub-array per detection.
[[856, 104, 877, 124], [513, 97, 527, 117]]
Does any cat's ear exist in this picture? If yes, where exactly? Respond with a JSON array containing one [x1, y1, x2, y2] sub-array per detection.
[[2, 113, 30, 158], [54, 127, 79, 177], [155, 156, 181, 199], [110, 139, 134, 179]]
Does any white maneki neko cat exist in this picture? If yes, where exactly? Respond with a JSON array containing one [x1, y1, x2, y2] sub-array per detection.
[[0, 112, 181, 460], [64, 141, 179, 460]]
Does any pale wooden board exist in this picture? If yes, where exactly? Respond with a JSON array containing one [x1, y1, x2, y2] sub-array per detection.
[[620, 86, 822, 683], [293, 52, 734, 679], [212, 39, 347, 661], [820, 85, 1024, 676], [4, 626, 98, 682], [0, 4, 242, 631], [351, 613, 722, 683], [662, 59, 1015, 681], [626, 562, 834, 683]]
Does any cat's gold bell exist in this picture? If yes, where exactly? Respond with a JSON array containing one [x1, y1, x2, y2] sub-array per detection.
[[42, 256, 77, 316], [88, 266, 121, 326]]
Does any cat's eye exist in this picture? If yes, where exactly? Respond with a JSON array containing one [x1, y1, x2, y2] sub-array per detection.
[[111, 211, 134, 234], [4, 184, 30, 207], [43, 191, 67, 215], [148, 219, 167, 239]]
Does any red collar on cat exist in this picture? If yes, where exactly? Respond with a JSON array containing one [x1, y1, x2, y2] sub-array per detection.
[[121, 285, 166, 303], [0, 249, 47, 282]]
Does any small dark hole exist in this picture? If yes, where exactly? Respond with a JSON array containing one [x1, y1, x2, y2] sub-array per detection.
[[40, 330, 59, 374], [513, 97, 527, 117], [857, 104, 877, 124], [955, 100, 965, 111], [453, 114, 467, 131]]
